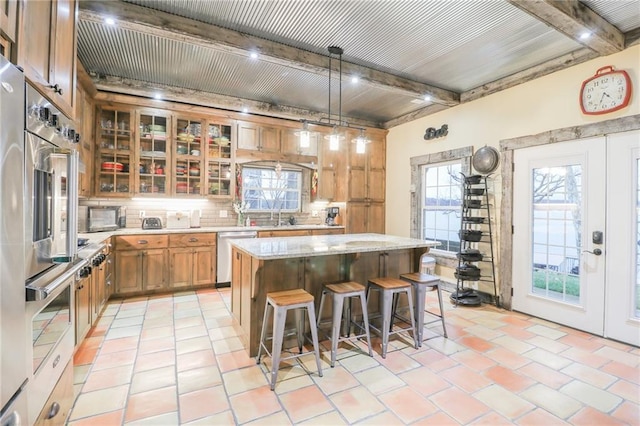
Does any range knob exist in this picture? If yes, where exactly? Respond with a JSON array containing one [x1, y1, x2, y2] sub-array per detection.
[[75, 132, 81, 144], [79, 265, 92, 278], [39, 107, 50, 123], [92, 257, 101, 267], [68, 129, 76, 142], [51, 114, 59, 128]]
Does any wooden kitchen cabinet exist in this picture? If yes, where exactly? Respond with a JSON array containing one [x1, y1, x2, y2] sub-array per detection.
[[18, 0, 77, 119], [205, 119, 234, 197], [95, 106, 134, 196], [138, 109, 170, 195], [76, 82, 94, 197], [169, 233, 216, 288], [348, 136, 385, 203], [257, 229, 312, 238], [114, 235, 169, 295], [74, 269, 91, 345], [317, 135, 346, 201], [237, 121, 281, 152], [0, 0, 18, 43], [346, 201, 385, 234]]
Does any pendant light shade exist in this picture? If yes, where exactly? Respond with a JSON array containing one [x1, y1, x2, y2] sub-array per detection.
[[328, 126, 344, 151], [297, 120, 311, 148], [353, 128, 369, 154]]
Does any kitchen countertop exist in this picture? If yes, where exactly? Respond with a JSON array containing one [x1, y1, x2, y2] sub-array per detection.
[[77, 224, 345, 253], [229, 233, 440, 260]]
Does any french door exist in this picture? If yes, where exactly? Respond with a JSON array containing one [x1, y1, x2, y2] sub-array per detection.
[[512, 131, 639, 346]]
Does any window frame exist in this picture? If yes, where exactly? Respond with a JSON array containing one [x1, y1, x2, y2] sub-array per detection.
[[241, 164, 303, 213], [410, 146, 472, 261]]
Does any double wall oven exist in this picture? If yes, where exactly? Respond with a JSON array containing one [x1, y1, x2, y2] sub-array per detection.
[[22, 83, 82, 423]]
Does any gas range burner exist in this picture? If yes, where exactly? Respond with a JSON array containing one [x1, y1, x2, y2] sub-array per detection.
[[78, 238, 89, 247]]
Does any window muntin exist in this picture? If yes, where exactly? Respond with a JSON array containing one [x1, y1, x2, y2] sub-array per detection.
[[421, 161, 462, 253], [242, 166, 302, 212]]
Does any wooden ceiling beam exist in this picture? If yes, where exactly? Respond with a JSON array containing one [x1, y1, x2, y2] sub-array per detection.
[[79, 1, 459, 107], [508, 0, 625, 55], [90, 74, 382, 129]]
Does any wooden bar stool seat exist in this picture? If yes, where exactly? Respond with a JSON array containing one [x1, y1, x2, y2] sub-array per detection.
[[256, 288, 323, 390], [400, 272, 448, 345], [366, 277, 418, 358], [316, 281, 373, 367]]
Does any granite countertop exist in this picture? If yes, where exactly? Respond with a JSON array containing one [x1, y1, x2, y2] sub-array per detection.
[[229, 233, 440, 260], [76, 224, 346, 256]]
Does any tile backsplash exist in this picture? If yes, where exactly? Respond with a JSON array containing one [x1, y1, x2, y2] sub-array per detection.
[[79, 198, 331, 229]]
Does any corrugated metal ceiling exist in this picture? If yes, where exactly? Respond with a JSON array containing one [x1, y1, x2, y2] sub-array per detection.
[[77, 0, 640, 127]]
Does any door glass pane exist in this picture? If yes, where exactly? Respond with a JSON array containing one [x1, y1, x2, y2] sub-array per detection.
[[635, 159, 640, 317], [531, 165, 582, 304]]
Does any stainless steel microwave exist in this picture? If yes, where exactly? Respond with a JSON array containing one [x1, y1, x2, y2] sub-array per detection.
[[78, 206, 126, 232]]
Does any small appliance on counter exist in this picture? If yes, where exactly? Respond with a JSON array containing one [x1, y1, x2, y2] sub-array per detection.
[[167, 211, 190, 229], [141, 217, 163, 230], [326, 206, 340, 226], [78, 205, 126, 232]]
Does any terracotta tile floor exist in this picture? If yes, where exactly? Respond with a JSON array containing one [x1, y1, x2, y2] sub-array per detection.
[[68, 288, 640, 425]]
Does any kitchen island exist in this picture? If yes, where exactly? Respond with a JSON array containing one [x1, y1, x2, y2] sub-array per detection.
[[229, 233, 439, 356]]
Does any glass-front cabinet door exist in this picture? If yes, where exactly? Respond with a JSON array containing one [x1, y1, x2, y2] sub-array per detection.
[[174, 116, 204, 195], [96, 107, 133, 196], [137, 111, 169, 195], [206, 120, 233, 197]]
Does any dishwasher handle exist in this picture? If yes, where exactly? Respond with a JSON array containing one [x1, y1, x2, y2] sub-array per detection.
[[218, 231, 258, 239]]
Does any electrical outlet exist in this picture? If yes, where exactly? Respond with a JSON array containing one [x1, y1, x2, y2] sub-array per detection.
[[139, 210, 145, 218], [312, 210, 318, 217], [219, 210, 227, 218]]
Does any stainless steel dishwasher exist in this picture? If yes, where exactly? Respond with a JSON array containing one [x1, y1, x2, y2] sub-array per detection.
[[217, 230, 258, 285]]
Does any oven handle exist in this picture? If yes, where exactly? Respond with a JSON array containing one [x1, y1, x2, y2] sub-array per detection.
[[66, 150, 79, 260], [26, 261, 84, 301]]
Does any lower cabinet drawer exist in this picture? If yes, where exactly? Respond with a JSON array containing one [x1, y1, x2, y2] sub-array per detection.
[[115, 234, 169, 250], [169, 233, 216, 248], [34, 360, 73, 426]]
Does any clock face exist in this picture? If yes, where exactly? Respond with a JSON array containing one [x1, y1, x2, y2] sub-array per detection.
[[580, 68, 632, 115]]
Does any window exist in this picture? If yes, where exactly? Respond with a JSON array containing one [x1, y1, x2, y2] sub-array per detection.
[[242, 166, 302, 212], [421, 161, 463, 253], [410, 146, 472, 256]]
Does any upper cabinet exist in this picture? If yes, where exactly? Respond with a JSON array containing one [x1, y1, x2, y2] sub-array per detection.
[[138, 110, 170, 196], [95, 106, 134, 197], [237, 120, 319, 163], [237, 121, 280, 153], [205, 120, 234, 197], [348, 134, 385, 203], [75, 82, 94, 197], [0, 0, 18, 43], [18, 0, 77, 119]]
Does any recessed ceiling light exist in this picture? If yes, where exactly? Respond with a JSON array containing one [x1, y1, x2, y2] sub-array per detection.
[[154, 93, 162, 100], [242, 107, 249, 113], [250, 52, 258, 59], [104, 17, 116, 25], [424, 95, 432, 102], [580, 31, 592, 40], [351, 76, 359, 84]]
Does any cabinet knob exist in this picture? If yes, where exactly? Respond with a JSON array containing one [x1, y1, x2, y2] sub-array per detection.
[[49, 84, 63, 95], [46, 402, 61, 419]]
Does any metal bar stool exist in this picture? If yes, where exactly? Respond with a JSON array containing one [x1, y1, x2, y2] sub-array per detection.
[[366, 277, 418, 358], [399, 272, 448, 345], [256, 288, 323, 390], [316, 281, 373, 367]]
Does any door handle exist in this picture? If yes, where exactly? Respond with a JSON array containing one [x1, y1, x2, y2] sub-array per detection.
[[583, 248, 602, 256]]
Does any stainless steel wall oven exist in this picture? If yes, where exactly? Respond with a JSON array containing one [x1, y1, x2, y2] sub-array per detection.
[[23, 83, 82, 424]]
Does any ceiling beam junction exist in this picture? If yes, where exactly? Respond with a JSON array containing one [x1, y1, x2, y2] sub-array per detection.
[[508, 0, 625, 55]]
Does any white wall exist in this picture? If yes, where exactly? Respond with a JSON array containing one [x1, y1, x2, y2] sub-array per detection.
[[386, 45, 640, 237]]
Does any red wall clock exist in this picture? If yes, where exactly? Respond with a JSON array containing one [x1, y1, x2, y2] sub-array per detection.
[[580, 66, 632, 115]]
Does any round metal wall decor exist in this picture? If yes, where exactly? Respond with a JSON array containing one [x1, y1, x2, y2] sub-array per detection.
[[472, 146, 500, 174]]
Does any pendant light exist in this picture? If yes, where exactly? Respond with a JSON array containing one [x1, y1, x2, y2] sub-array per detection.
[[353, 128, 369, 154], [297, 120, 311, 148], [325, 46, 345, 151]]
